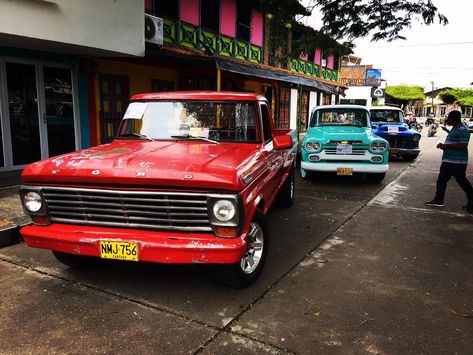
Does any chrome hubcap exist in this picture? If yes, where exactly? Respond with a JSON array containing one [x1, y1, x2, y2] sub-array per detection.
[[240, 222, 264, 274]]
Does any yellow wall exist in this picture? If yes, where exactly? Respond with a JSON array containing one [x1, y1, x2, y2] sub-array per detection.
[[243, 80, 265, 95], [93, 59, 179, 144]]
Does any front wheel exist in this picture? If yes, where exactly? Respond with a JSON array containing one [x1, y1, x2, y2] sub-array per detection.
[[366, 173, 386, 183], [52, 251, 98, 268], [212, 210, 268, 288]]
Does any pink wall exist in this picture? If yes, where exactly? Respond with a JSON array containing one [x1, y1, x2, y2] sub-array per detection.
[[315, 49, 322, 65], [180, 0, 199, 25], [145, 0, 152, 12], [327, 55, 334, 70], [250, 9, 263, 46], [220, 0, 236, 37], [299, 53, 308, 61]]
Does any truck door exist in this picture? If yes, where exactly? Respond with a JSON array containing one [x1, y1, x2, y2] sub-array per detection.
[[260, 102, 282, 202]]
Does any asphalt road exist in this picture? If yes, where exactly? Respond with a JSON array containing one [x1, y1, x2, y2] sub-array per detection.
[[0, 130, 472, 354]]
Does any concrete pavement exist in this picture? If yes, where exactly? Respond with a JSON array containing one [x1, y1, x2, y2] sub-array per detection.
[[0, 131, 472, 354]]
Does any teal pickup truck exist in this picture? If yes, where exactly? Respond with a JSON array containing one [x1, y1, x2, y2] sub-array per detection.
[[300, 105, 389, 183]]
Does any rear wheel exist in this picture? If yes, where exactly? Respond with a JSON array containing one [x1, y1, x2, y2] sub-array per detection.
[[52, 251, 98, 268], [366, 173, 386, 183], [276, 166, 295, 207], [212, 210, 268, 288]]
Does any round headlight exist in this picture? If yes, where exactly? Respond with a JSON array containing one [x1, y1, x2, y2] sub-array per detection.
[[213, 200, 236, 222], [312, 142, 320, 150], [24, 191, 42, 212], [413, 134, 421, 142], [378, 142, 387, 151], [370, 142, 379, 151], [305, 142, 314, 151]]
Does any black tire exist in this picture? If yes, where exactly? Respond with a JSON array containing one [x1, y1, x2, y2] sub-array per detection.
[[366, 173, 386, 183], [52, 251, 98, 268], [276, 166, 295, 207], [212, 210, 268, 288], [402, 154, 418, 162]]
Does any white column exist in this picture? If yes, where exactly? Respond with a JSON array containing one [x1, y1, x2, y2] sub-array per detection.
[[290, 88, 298, 130]]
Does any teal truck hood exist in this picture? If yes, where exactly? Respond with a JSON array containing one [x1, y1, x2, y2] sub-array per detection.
[[304, 126, 376, 144]]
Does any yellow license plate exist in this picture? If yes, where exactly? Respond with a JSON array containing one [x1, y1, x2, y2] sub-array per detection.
[[100, 241, 139, 261], [337, 168, 353, 176]]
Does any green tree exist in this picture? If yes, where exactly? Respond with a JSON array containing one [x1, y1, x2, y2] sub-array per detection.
[[261, 0, 447, 62], [440, 89, 473, 107], [385, 85, 425, 107]]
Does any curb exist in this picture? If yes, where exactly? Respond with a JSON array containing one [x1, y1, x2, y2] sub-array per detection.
[[0, 225, 23, 248]]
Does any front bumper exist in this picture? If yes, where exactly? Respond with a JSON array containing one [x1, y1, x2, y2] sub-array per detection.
[[301, 161, 389, 173], [20, 223, 247, 264], [389, 148, 420, 155]]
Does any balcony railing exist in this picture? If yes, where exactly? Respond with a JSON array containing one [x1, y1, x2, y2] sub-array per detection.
[[162, 18, 263, 64], [290, 59, 339, 82]]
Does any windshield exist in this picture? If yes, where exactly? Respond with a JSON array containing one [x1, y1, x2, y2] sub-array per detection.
[[370, 109, 404, 123], [117, 101, 259, 143], [309, 108, 369, 127]]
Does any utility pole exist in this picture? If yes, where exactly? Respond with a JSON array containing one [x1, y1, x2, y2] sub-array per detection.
[[431, 81, 435, 116]]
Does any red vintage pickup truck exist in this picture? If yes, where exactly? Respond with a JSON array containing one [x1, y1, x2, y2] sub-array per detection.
[[19, 92, 297, 287]]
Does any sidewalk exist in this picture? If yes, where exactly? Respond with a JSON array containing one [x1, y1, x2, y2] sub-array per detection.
[[0, 170, 27, 247]]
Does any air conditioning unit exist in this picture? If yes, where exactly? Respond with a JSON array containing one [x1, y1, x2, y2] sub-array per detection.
[[145, 14, 163, 45]]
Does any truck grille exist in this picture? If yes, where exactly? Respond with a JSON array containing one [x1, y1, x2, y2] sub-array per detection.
[[386, 136, 412, 148], [324, 148, 366, 156], [42, 187, 212, 232]]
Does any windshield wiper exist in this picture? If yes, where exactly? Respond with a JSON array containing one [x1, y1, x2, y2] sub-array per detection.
[[170, 134, 219, 144], [119, 132, 155, 141]]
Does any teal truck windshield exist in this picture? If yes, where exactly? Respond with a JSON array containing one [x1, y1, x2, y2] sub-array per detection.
[[117, 101, 259, 143], [310, 109, 369, 127], [370, 110, 404, 123]]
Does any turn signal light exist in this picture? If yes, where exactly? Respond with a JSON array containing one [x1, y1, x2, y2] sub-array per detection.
[[213, 227, 237, 238]]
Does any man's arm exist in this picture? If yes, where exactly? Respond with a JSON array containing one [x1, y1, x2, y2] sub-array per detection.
[[437, 142, 468, 150]]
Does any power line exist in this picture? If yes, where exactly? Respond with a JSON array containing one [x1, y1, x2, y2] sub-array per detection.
[[358, 41, 473, 48]]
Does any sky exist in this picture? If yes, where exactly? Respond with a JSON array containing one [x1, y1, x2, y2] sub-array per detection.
[[301, 0, 473, 91]]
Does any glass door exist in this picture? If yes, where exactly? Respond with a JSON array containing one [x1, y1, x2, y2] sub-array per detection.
[[43, 66, 76, 157], [5, 62, 42, 166], [0, 59, 77, 170]]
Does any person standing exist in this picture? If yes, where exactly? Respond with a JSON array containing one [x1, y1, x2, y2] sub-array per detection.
[[426, 110, 473, 213]]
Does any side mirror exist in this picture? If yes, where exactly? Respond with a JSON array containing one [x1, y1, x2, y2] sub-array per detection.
[[273, 135, 293, 150]]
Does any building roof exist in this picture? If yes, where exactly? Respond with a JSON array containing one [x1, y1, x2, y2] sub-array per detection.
[[424, 87, 453, 98]]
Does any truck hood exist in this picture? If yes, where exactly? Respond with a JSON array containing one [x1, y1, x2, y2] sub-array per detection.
[[21, 140, 261, 191], [306, 126, 373, 143]]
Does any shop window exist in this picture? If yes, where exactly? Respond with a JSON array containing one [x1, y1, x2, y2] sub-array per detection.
[[154, 0, 178, 19], [201, 0, 220, 32], [98, 74, 129, 144], [299, 91, 309, 132], [278, 87, 290, 129], [237, 1, 251, 42]]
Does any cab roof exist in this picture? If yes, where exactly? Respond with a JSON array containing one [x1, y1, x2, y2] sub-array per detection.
[[131, 91, 266, 102], [313, 104, 369, 112], [369, 106, 403, 111]]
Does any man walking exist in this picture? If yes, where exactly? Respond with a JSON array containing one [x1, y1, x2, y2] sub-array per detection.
[[426, 110, 473, 213]]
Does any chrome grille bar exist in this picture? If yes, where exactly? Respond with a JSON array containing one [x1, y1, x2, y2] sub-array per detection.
[[42, 187, 213, 232]]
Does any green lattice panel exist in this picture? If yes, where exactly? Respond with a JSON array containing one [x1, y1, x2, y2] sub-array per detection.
[[250, 45, 262, 63], [163, 18, 178, 44], [235, 42, 249, 61], [179, 23, 199, 48], [200, 30, 218, 51], [217, 36, 233, 57]]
